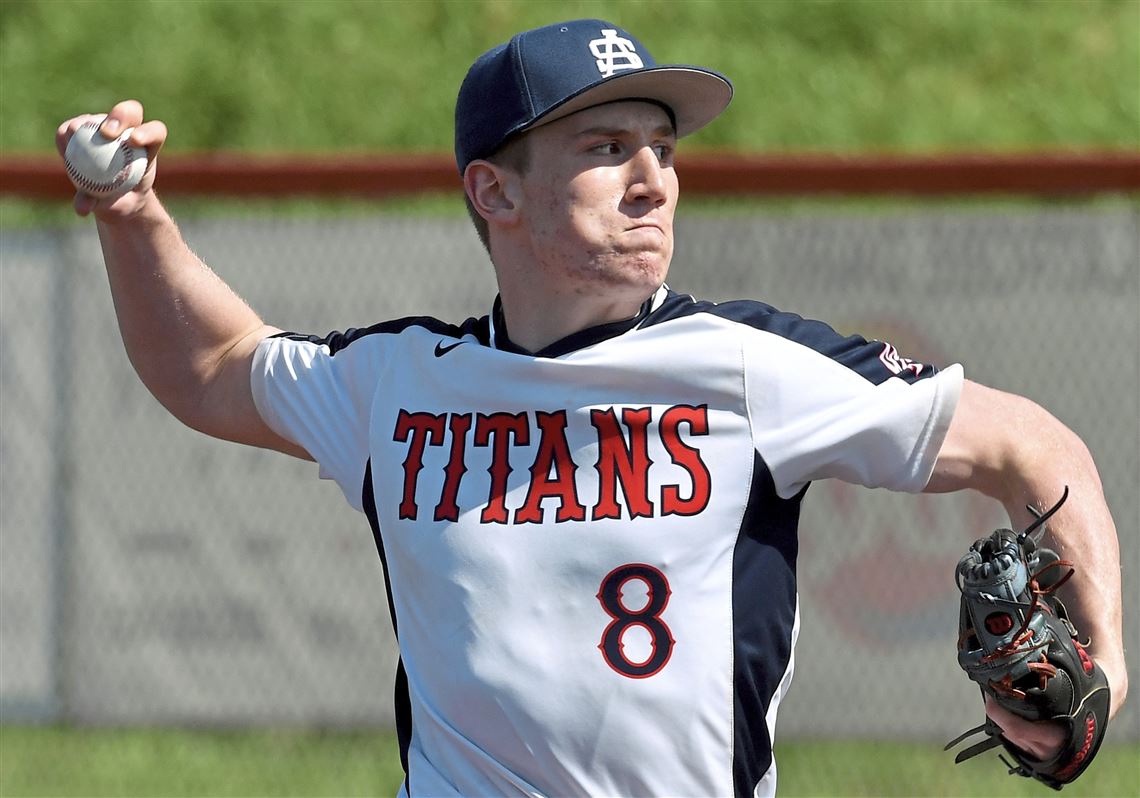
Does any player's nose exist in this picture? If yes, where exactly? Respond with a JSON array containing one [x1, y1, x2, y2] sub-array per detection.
[[624, 145, 669, 207]]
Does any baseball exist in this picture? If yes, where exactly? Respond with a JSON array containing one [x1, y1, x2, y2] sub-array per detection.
[[64, 114, 148, 199]]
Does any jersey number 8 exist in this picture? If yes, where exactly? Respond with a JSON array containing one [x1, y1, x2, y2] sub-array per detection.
[[597, 563, 675, 678]]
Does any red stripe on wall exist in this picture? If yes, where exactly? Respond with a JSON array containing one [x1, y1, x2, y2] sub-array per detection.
[[2, 151, 1138, 200]]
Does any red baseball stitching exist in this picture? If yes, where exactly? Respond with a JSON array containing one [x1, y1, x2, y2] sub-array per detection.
[[66, 121, 144, 195]]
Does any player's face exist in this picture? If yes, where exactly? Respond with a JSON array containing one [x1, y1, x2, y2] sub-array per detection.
[[516, 101, 678, 302]]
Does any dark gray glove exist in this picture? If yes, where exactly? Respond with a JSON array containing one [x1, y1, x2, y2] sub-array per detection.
[[945, 488, 1110, 790]]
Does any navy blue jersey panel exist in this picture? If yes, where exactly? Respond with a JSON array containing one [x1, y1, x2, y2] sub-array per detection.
[[273, 314, 488, 355], [362, 460, 400, 635], [731, 452, 801, 796], [362, 460, 412, 786], [645, 290, 939, 385]]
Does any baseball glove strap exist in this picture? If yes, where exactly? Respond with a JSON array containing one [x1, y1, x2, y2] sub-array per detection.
[[944, 719, 1005, 763]]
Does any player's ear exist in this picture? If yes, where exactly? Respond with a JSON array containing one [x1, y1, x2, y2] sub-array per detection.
[[463, 160, 521, 227]]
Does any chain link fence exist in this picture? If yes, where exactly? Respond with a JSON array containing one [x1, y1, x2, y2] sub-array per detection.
[[1, 203, 1137, 743]]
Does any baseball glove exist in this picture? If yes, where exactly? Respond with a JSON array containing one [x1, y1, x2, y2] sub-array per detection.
[[944, 487, 1111, 790]]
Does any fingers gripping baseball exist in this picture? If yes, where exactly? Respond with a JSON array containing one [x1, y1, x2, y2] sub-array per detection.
[[57, 100, 167, 218]]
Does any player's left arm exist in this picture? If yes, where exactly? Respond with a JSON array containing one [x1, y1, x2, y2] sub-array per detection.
[[926, 379, 1128, 723]]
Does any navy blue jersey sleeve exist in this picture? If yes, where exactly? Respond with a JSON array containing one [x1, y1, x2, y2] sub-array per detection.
[[669, 298, 962, 498], [696, 298, 939, 385]]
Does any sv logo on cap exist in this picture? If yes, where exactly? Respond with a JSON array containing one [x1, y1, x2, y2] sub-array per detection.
[[589, 29, 644, 78]]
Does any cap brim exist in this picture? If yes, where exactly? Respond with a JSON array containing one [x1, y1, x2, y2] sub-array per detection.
[[524, 66, 732, 139]]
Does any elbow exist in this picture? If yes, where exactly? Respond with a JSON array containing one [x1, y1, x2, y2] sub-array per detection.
[[145, 379, 216, 435], [125, 351, 222, 437]]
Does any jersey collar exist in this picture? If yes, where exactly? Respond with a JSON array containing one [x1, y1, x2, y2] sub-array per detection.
[[489, 285, 669, 358]]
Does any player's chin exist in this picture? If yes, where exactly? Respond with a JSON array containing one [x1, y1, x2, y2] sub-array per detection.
[[632, 251, 671, 285], [584, 239, 670, 285], [599, 251, 667, 286]]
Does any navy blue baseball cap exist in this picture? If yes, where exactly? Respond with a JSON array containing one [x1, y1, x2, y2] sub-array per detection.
[[455, 19, 733, 174]]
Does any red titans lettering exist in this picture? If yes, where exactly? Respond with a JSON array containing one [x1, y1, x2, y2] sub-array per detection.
[[392, 406, 713, 524], [434, 413, 472, 522], [516, 411, 586, 524], [591, 407, 654, 521], [659, 405, 711, 516], [393, 411, 446, 520], [474, 412, 530, 524]]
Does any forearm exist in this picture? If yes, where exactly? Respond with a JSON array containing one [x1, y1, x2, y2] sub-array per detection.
[[96, 193, 273, 430], [994, 423, 1126, 716], [57, 102, 300, 454]]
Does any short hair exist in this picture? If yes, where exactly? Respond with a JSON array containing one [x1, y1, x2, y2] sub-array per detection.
[[463, 134, 531, 255]]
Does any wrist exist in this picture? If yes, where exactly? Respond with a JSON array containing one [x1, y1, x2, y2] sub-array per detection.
[[1106, 664, 1128, 718], [1093, 654, 1128, 718], [93, 188, 166, 227]]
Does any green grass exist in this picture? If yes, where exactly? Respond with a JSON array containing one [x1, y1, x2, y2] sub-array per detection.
[[776, 740, 1140, 797], [1, 727, 1137, 797], [2, 0, 1137, 156], [0, 727, 405, 797]]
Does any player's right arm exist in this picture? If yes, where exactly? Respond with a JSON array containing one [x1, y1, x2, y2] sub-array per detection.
[[57, 100, 309, 460]]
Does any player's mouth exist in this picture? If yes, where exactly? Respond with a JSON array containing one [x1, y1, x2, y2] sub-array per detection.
[[626, 222, 668, 236]]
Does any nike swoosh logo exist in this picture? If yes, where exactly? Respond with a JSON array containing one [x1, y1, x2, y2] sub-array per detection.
[[434, 340, 466, 357]]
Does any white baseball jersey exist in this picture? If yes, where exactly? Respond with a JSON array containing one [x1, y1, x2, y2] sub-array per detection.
[[251, 285, 963, 797]]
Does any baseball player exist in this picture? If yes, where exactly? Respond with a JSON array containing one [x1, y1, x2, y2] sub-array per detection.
[[57, 19, 1126, 797]]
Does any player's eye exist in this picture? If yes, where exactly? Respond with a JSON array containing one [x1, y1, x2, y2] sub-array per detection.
[[652, 143, 674, 163], [591, 141, 622, 156]]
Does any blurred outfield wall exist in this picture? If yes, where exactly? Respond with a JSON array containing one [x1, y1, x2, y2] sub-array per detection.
[[1, 204, 1137, 742]]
